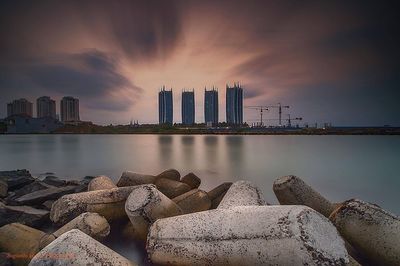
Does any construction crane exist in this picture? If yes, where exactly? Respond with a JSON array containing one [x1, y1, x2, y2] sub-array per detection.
[[246, 103, 289, 127], [245, 106, 269, 127], [287, 114, 302, 128]]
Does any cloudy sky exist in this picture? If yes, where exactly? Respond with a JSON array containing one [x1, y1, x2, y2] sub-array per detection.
[[0, 0, 399, 126]]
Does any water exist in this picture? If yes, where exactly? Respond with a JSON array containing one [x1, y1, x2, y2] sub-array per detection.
[[0, 134, 399, 214], [1, 134, 399, 264]]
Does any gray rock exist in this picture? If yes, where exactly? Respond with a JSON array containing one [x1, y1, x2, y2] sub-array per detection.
[[273, 175, 336, 217], [125, 185, 183, 241], [172, 189, 211, 214], [0, 202, 49, 227], [29, 229, 137, 266], [14, 185, 78, 205], [180, 172, 201, 189], [207, 182, 232, 209], [157, 169, 181, 181], [147, 205, 349, 265], [88, 175, 116, 191], [117, 171, 157, 187], [42, 200, 54, 210], [42, 176, 67, 187], [330, 199, 400, 266], [6, 180, 53, 203], [0, 169, 34, 191], [50, 186, 138, 225], [218, 180, 266, 209], [154, 178, 191, 198], [0, 180, 7, 198]]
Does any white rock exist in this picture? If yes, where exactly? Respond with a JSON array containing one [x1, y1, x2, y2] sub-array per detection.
[[217, 180, 266, 209], [29, 229, 136, 266], [147, 205, 349, 265], [88, 175, 117, 191]]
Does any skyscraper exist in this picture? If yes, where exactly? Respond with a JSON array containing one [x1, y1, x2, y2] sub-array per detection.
[[181, 90, 195, 125], [37, 96, 56, 119], [7, 98, 33, 117], [226, 83, 243, 125], [60, 96, 80, 122], [204, 87, 219, 126], [159, 86, 173, 124]]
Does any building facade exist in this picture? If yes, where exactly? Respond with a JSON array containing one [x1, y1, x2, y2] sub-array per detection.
[[37, 96, 56, 119], [204, 87, 219, 126], [181, 90, 195, 125], [159, 87, 173, 124], [60, 96, 80, 122], [7, 98, 33, 117], [226, 83, 243, 125]]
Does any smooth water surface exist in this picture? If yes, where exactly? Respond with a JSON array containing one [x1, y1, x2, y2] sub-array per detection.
[[1, 134, 399, 213]]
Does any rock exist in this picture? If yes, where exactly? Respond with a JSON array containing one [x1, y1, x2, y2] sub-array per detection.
[[0, 180, 7, 198], [0, 202, 49, 227], [125, 185, 183, 241], [41, 212, 110, 247], [154, 178, 191, 198], [180, 172, 201, 189], [29, 229, 137, 266], [42, 176, 67, 187], [0, 170, 34, 191], [88, 175, 117, 191], [147, 205, 349, 265], [172, 189, 211, 214], [330, 199, 400, 265], [50, 186, 138, 225], [0, 252, 13, 266], [0, 223, 47, 266], [42, 200, 54, 210], [117, 171, 157, 187], [273, 175, 336, 217], [5, 181, 52, 203], [217, 180, 266, 209], [14, 185, 78, 205], [157, 169, 180, 181], [207, 182, 232, 208]]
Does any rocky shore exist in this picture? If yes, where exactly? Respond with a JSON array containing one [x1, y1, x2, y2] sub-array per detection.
[[0, 169, 399, 265]]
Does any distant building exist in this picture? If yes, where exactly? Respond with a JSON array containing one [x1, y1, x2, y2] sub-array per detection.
[[4, 115, 63, 133], [37, 96, 56, 119], [181, 90, 195, 125], [226, 83, 243, 125], [7, 98, 33, 117], [159, 87, 173, 124], [60, 96, 80, 122], [204, 87, 219, 126]]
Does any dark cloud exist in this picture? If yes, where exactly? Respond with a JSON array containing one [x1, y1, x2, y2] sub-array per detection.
[[0, 50, 142, 115]]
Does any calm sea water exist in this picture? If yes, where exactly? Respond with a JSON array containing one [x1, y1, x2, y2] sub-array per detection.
[[1, 134, 399, 214], [1, 134, 399, 264]]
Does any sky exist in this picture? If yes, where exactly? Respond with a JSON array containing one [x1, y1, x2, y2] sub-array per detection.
[[0, 0, 399, 126]]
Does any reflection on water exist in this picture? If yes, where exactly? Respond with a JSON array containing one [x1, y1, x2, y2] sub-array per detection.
[[0, 134, 399, 214]]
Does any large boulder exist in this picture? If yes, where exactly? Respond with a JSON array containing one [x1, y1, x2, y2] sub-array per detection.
[[42, 176, 68, 187], [13, 185, 78, 205], [207, 182, 232, 209], [157, 169, 181, 181], [0, 223, 47, 266], [50, 186, 138, 225], [330, 199, 400, 266], [172, 189, 211, 214], [125, 185, 182, 241], [117, 172, 157, 187], [154, 178, 191, 198], [88, 175, 117, 191], [273, 175, 336, 217], [0, 202, 49, 227], [180, 172, 201, 189], [147, 205, 349, 265], [0, 170, 34, 191], [217, 180, 266, 209], [29, 229, 137, 266]]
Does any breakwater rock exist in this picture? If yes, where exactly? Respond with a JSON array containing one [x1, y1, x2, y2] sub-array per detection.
[[0, 169, 398, 265]]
